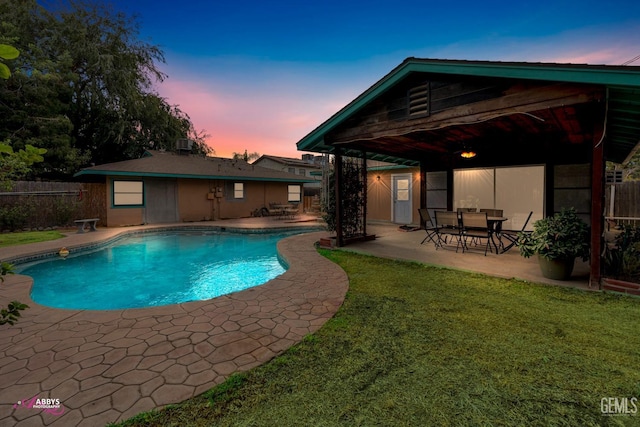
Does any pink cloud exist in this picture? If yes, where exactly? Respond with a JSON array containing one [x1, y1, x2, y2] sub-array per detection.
[[156, 72, 356, 159], [154, 22, 640, 162]]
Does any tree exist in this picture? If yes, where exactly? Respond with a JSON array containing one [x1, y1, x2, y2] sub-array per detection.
[[232, 149, 260, 162], [624, 150, 640, 181], [0, 141, 47, 189], [0, 0, 211, 178], [0, 44, 32, 325], [0, 43, 18, 78], [0, 1, 82, 179]]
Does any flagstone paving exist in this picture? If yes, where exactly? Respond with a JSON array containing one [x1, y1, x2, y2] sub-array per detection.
[[0, 223, 347, 427], [0, 217, 594, 426]]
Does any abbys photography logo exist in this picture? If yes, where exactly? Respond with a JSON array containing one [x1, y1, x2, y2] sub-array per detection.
[[601, 397, 638, 417], [13, 395, 65, 416]]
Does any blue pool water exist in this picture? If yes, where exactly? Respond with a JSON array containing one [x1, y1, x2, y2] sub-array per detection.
[[19, 230, 301, 310]]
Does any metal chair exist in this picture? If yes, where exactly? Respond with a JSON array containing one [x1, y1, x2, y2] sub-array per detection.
[[460, 212, 492, 255], [417, 208, 438, 246], [434, 211, 464, 252], [499, 211, 534, 253]]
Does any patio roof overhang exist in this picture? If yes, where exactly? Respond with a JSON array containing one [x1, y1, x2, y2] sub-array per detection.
[[296, 58, 640, 168]]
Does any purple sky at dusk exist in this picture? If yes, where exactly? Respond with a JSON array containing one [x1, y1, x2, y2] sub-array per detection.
[[103, 0, 640, 159]]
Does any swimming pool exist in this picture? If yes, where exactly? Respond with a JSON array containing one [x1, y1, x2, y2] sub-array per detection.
[[18, 229, 304, 310]]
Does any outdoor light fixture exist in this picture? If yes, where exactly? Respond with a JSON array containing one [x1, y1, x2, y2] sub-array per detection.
[[460, 143, 477, 159], [376, 175, 381, 181]]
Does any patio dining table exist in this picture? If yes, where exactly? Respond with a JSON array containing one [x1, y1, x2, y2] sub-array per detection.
[[487, 216, 508, 253], [462, 214, 508, 254]]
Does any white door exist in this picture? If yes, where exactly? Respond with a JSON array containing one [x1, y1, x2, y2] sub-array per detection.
[[392, 174, 412, 224]]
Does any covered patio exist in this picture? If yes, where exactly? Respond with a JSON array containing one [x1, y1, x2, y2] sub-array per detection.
[[350, 222, 591, 290], [297, 58, 640, 287]]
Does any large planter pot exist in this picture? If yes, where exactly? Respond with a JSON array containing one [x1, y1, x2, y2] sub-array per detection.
[[537, 255, 575, 280]]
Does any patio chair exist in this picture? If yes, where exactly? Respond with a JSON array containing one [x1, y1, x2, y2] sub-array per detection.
[[283, 204, 299, 220], [417, 208, 438, 246], [499, 211, 533, 253], [460, 212, 493, 255], [434, 210, 463, 252]]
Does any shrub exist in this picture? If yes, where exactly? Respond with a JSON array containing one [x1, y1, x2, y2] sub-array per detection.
[[0, 202, 35, 231], [603, 225, 640, 282]]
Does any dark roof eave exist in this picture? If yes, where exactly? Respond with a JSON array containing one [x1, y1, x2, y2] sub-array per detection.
[[296, 58, 640, 158]]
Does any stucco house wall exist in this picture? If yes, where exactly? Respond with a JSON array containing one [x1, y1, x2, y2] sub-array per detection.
[[77, 151, 312, 226], [367, 168, 421, 225]]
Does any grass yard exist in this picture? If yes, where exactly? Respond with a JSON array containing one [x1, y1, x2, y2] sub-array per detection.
[[0, 230, 66, 248], [115, 250, 640, 426]]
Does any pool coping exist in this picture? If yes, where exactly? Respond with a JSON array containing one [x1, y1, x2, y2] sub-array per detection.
[[0, 222, 347, 426]]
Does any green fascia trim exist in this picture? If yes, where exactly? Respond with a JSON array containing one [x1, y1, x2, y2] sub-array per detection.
[[401, 60, 640, 86], [74, 170, 315, 183], [296, 58, 640, 155], [368, 165, 415, 171]]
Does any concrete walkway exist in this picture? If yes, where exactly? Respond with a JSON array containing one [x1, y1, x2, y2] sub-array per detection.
[[0, 218, 348, 426], [349, 223, 592, 290]]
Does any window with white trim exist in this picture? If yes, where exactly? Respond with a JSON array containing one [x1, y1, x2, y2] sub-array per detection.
[[113, 180, 143, 206], [234, 182, 244, 199], [288, 185, 301, 202]]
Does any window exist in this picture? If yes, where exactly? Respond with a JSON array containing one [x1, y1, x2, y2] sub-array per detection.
[[113, 180, 143, 206], [288, 185, 301, 202], [233, 182, 244, 199], [453, 166, 544, 231], [299, 169, 306, 176], [288, 167, 295, 174]]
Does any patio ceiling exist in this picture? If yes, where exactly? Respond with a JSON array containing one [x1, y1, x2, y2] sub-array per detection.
[[297, 58, 640, 167]]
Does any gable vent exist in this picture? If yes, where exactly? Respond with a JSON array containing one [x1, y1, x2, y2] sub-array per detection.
[[408, 83, 430, 117]]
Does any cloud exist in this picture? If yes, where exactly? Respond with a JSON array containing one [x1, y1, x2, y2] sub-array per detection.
[[426, 23, 640, 65], [155, 55, 383, 158]]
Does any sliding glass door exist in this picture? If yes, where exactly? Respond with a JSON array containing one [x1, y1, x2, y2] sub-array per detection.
[[454, 166, 544, 231]]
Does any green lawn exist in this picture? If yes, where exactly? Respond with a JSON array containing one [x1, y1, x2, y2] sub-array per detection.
[[0, 230, 66, 248], [115, 250, 640, 426]]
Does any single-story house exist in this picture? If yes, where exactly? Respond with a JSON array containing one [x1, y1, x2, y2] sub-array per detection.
[[252, 154, 325, 195], [74, 150, 314, 226], [296, 58, 640, 285]]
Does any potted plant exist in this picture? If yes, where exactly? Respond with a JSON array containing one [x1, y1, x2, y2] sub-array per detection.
[[517, 208, 590, 280]]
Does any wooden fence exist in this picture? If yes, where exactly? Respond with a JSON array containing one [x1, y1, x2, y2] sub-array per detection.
[[605, 181, 640, 228], [0, 181, 106, 231], [0, 180, 636, 231]]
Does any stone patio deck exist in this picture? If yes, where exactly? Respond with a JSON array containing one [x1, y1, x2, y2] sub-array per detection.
[[0, 218, 347, 426], [0, 217, 594, 426]]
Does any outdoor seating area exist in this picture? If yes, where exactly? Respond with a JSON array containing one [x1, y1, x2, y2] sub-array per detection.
[[426, 209, 532, 255], [267, 202, 300, 220], [73, 217, 100, 233]]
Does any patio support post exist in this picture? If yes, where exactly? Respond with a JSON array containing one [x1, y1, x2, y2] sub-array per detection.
[[362, 150, 367, 238], [335, 147, 344, 247], [420, 161, 427, 210], [446, 168, 454, 211], [544, 162, 554, 217], [590, 135, 606, 287]]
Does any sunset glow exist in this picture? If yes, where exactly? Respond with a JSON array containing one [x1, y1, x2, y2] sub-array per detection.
[[110, 0, 640, 159]]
